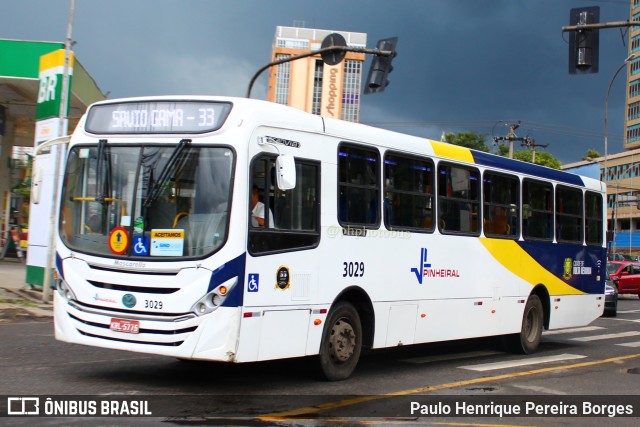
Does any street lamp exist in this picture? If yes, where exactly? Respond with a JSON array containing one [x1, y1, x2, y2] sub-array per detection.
[[604, 53, 636, 255]]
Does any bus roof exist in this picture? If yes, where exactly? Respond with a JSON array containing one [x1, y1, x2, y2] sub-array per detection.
[[84, 95, 603, 191]]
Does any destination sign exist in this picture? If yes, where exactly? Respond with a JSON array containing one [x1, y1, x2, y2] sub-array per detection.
[[85, 100, 232, 134]]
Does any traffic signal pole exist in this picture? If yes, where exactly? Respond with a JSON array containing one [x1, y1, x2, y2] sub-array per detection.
[[246, 43, 396, 99], [562, 20, 640, 32]]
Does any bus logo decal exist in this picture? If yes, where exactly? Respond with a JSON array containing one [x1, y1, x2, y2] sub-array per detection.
[[248, 274, 259, 292], [122, 293, 137, 308], [411, 248, 432, 285], [563, 258, 573, 280], [276, 266, 290, 290], [411, 247, 460, 284]]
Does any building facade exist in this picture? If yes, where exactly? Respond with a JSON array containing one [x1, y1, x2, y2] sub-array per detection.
[[267, 26, 367, 122], [627, 1, 640, 150]]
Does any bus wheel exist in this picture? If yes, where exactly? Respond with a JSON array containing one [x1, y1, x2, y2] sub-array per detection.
[[318, 302, 362, 381], [505, 294, 543, 354]]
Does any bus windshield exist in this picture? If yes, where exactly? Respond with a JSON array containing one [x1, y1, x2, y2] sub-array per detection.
[[59, 144, 234, 258]]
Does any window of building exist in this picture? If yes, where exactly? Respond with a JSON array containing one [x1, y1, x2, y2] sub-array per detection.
[[633, 35, 640, 53], [341, 60, 362, 123], [338, 144, 380, 227], [383, 152, 434, 232], [437, 163, 480, 235], [630, 79, 640, 98], [629, 101, 640, 121], [585, 191, 603, 246], [275, 38, 309, 49], [274, 54, 291, 105], [628, 124, 640, 144], [312, 60, 323, 116], [523, 179, 553, 241], [556, 186, 583, 244], [630, 58, 640, 76], [248, 155, 320, 255], [483, 172, 519, 239]]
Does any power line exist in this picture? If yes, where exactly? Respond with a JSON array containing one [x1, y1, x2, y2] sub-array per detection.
[[362, 119, 624, 141]]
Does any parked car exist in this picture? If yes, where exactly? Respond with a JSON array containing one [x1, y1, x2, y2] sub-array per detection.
[[606, 261, 640, 297], [603, 271, 618, 317]]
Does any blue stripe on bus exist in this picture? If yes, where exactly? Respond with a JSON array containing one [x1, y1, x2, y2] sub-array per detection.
[[518, 241, 605, 294], [471, 151, 586, 187], [56, 252, 64, 280], [208, 252, 246, 307]]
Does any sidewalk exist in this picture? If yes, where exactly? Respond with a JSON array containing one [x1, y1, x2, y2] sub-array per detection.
[[0, 258, 53, 321]]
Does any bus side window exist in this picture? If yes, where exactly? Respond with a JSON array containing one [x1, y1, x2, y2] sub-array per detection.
[[556, 185, 583, 244], [585, 191, 603, 245], [523, 179, 553, 241], [437, 163, 480, 235], [483, 172, 519, 239], [383, 152, 434, 232], [249, 153, 320, 255], [338, 143, 380, 228]]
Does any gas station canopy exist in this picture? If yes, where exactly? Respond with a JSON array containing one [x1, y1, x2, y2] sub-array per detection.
[[0, 38, 105, 148]]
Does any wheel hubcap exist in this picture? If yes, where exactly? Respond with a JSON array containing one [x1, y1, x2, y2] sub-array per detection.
[[524, 306, 538, 341], [329, 318, 356, 362]]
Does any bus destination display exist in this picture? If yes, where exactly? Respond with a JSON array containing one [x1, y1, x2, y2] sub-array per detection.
[[85, 101, 232, 134]]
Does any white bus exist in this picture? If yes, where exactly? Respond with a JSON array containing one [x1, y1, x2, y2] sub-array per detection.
[[53, 96, 607, 380]]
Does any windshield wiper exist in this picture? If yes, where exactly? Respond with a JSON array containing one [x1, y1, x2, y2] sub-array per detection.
[[143, 139, 191, 208], [95, 139, 108, 203]]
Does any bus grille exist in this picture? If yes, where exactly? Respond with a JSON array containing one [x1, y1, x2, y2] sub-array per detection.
[[87, 280, 180, 294], [66, 303, 198, 347]]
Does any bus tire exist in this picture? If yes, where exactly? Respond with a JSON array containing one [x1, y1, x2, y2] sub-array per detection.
[[318, 302, 362, 381], [505, 294, 543, 354]]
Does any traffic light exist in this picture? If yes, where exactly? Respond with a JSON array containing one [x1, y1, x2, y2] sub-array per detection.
[[364, 37, 398, 94], [568, 7, 600, 74]]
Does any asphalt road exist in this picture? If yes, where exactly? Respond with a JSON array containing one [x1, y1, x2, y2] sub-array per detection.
[[1, 297, 639, 427]]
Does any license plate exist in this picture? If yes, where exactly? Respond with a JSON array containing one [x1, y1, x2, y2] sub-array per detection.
[[109, 318, 140, 334]]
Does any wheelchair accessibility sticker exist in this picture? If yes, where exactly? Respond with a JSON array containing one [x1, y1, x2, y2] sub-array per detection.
[[132, 236, 149, 256], [248, 273, 259, 292]]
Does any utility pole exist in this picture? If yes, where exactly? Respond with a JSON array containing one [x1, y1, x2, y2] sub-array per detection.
[[493, 122, 527, 159], [42, 0, 74, 303], [521, 136, 548, 164]]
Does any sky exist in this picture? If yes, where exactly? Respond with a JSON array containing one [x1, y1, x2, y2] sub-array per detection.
[[1, 0, 635, 164]]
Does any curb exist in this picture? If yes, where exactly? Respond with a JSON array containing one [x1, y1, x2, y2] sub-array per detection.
[[0, 287, 53, 321]]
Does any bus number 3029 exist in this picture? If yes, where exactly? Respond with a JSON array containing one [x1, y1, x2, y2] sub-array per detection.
[[343, 262, 364, 278]]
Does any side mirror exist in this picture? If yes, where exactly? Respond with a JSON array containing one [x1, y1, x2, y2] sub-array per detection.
[[276, 154, 296, 190]]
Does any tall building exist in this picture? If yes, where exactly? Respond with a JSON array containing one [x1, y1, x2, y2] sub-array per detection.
[[626, 1, 640, 150], [267, 26, 367, 122]]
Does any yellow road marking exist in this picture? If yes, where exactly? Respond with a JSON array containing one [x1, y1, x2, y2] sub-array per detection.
[[258, 352, 640, 420]]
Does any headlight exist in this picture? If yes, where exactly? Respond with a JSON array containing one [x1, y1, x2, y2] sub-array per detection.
[[56, 276, 77, 302], [190, 277, 237, 316]]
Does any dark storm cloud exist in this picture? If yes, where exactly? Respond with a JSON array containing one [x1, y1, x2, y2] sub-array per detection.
[[0, 0, 633, 163]]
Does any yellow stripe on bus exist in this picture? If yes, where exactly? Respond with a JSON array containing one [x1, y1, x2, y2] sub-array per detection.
[[479, 238, 584, 295], [430, 141, 475, 163]]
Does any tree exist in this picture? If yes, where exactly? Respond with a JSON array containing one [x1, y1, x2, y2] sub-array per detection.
[[443, 131, 561, 169], [442, 131, 490, 152], [582, 149, 602, 161], [513, 150, 562, 169]]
